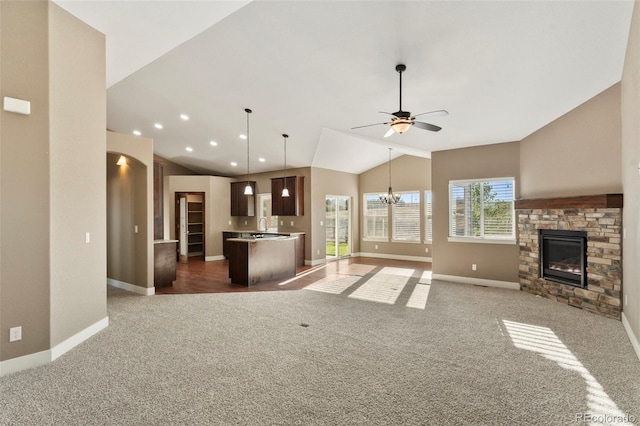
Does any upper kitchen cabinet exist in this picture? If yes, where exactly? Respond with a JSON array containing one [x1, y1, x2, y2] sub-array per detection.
[[230, 181, 256, 216], [271, 176, 304, 216]]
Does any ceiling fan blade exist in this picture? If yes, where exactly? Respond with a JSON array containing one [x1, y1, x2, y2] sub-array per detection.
[[351, 122, 389, 130], [412, 109, 449, 119], [383, 128, 395, 138], [413, 121, 442, 132], [379, 111, 395, 116]]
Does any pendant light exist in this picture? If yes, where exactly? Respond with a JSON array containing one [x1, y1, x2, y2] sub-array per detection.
[[243, 108, 253, 196], [281, 133, 290, 197], [379, 148, 401, 204]]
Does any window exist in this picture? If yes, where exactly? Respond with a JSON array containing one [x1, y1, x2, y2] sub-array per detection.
[[363, 194, 388, 240], [425, 190, 433, 242], [448, 178, 515, 241], [392, 192, 421, 242], [257, 193, 278, 231]]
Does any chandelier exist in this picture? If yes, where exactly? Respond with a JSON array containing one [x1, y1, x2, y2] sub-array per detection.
[[379, 148, 401, 204]]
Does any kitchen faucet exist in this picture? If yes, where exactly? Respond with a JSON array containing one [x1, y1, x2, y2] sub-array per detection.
[[259, 217, 268, 232]]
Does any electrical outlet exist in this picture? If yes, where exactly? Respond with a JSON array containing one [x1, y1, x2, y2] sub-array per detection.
[[425, 247, 429, 253], [625, 294, 628, 306], [85, 232, 90, 243], [317, 249, 320, 255], [280, 220, 283, 226], [134, 225, 138, 233], [290, 221, 294, 226], [9, 326, 22, 342], [244, 220, 247, 225], [320, 221, 323, 226], [472, 264, 477, 271], [375, 245, 378, 250], [228, 220, 232, 225]]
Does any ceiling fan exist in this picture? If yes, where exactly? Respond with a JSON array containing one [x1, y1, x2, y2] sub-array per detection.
[[352, 64, 448, 137]]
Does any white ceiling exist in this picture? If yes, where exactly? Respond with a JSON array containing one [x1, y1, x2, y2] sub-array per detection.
[[54, 0, 634, 176]]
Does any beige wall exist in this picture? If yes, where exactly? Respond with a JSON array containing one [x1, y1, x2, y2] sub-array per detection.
[[1, 1, 106, 366], [49, 3, 107, 345], [359, 155, 432, 260], [167, 175, 232, 260], [621, 0, 640, 354], [154, 154, 199, 176], [432, 142, 520, 284], [0, 0, 51, 361], [311, 167, 360, 263], [520, 83, 622, 199]]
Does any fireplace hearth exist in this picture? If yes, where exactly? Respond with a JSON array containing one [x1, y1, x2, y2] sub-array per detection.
[[539, 230, 587, 288]]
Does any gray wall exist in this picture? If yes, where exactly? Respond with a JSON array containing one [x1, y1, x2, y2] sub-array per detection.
[[520, 83, 622, 198], [621, 0, 640, 353], [432, 142, 521, 284], [358, 155, 432, 260], [1, 1, 106, 364]]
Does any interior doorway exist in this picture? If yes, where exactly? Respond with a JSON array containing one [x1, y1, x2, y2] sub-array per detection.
[[175, 192, 205, 263], [325, 195, 351, 259]]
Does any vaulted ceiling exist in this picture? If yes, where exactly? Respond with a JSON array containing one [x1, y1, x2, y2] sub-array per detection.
[[55, 0, 634, 176]]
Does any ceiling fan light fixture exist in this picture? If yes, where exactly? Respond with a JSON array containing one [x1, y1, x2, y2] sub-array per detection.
[[391, 119, 412, 134]]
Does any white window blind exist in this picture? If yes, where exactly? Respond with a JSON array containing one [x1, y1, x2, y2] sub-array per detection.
[[449, 178, 515, 240], [392, 192, 421, 242], [363, 194, 388, 239]]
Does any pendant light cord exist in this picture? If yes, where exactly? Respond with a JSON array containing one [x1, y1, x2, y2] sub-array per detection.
[[245, 108, 252, 183]]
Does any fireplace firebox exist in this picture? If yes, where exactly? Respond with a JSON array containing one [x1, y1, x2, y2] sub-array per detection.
[[539, 230, 587, 288]]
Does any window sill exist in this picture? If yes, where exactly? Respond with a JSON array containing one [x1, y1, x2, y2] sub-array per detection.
[[447, 237, 516, 245], [362, 238, 388, 242], [390, 239, 421, 244]]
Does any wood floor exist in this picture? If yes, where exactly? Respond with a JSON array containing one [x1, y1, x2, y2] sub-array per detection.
[[155, 257, 432, 295]]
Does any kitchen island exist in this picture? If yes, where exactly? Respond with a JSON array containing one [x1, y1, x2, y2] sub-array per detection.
[[227, 235, 297, 286]]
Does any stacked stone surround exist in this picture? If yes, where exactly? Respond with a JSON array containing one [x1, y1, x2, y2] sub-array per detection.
[[516, 195, 622, 320]]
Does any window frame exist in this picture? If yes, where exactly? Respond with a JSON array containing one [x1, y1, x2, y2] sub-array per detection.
[[447, 177, 516, 244]]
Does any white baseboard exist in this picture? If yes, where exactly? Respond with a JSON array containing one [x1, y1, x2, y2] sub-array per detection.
[[306, 258, 327, 266], [205, 255, 225, 262], [0, 349, 50, 377], [107, 278, 154, 296], [622, 312, 640, 361], [432, 273, 520, 290], [51, 316, 109, 361], [355, 252, 432, 263], [0, 316, 109, 377]]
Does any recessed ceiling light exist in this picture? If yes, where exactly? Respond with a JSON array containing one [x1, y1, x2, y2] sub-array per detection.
[[230, 161, 238, 167], [186, 147, 193, 152], [180, 114, 189, 121], [154, 123, 163, 129], [259, 157, 266, 162], [210, 141, 218, 146], [239, 134, 247, 140], [132, 130, 141, 136]]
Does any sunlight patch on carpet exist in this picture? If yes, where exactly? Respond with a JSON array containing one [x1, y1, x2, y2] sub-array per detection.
[[406, 284, 431, 309], [503, 320, 632, 425], [419, 271, 432, 284], [348, 268, 413, 304], [304, 274, 362, 294]]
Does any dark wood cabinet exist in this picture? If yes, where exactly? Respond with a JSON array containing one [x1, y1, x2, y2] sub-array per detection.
[[271, 176, 304, 216], [230, 181, 256, 216]]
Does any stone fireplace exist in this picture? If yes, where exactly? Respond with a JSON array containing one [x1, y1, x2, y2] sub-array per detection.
[[515, 194, 622, 320]]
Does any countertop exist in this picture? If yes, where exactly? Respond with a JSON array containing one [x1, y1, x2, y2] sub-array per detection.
[[226, 235, 295, 243], [154, 239, 178, 244], [224, 230, 304, 235]]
